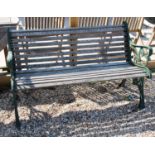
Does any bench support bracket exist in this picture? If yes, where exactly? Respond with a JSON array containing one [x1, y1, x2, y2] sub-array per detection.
[[117, 79, 127, 88]]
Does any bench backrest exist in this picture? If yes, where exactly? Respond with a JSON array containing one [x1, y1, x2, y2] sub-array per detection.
[[8, 23, 130, 75]]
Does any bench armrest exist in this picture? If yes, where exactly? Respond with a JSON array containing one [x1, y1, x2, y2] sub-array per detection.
[[130, 41, 153, 78]]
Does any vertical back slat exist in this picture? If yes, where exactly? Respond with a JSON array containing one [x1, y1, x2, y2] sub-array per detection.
[[77, 17, 108, 27], [24, 17, 65, 30]]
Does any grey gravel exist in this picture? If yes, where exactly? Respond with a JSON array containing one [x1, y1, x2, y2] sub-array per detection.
[[0, 79, 155, 137]]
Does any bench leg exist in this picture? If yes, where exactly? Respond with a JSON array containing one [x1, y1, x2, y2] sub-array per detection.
[[11, 84, 21, 129], [117, 79, 126, 88], [13, 90, 21, 129], [133, 77, 145, 109]]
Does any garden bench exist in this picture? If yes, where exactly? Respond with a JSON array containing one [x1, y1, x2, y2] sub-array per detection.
[[7, 22, 152, 129]]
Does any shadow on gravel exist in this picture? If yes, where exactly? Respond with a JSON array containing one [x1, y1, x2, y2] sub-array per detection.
[[0, 80, 155, 136], [0, 100, 155, 137], [0, 85, 76, 111]]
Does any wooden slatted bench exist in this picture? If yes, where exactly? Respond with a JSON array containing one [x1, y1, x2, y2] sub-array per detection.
[[7, 22, 152, 129]]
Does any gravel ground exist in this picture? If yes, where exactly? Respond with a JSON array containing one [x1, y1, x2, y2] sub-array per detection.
[[0, 78, 155, 137]]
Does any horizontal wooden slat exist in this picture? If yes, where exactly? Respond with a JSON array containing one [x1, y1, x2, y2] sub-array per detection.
[[11, 37, 125, 48], [16, 66, 144, 81], [15, 62, 128, 74], [14, 42, 125, 53], [17, 73, 145, 89], [17, 70, 144, 85], [17, 74, 145, 89], [11, 25, 124, 33], [11, 32, 124, 43], [15, 53, 125, 64], [15, 57, 126, 69], [14, 48, 125, 59], [16, 72, 146, 90], [10, 27, 125, 37], [15, 64, 132, 78], [19, 24, 124, 32]]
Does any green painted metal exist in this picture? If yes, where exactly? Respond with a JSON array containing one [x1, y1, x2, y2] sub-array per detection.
[[123, 21, 131, 64], [151, 68, 155, 73], [133, 77, 145, 109], [11, 78, 21, 129], [123, 21, 152, 78], [7, 28, 21, 129], [119, 22, 152, 102], [117, 79, 126, 88], [130, 41, 153, 78]]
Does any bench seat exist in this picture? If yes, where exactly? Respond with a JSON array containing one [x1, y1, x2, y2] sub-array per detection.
[[15, 62, 147, 89]]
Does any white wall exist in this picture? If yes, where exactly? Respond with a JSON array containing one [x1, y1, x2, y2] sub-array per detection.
[[0, 17, 19, 24]]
